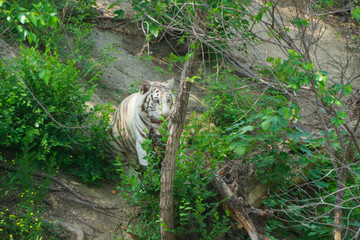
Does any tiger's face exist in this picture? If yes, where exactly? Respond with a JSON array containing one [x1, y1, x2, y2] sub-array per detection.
[[139, 79, 175, 127]]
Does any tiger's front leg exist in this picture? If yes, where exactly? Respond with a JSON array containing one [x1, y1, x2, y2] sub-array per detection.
[[136, 140, 148, 166]]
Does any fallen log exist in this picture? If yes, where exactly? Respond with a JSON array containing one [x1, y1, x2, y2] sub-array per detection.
[[211, 165, 273, 240]]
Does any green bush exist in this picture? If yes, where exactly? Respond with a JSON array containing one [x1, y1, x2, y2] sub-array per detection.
[[203, 70, 256, 128], [0, 1, 116, 238], [199, 66, 352, 238], [0, 0, 110, 84], [0, 46, 112, 184], [116, 121, 230, 239], [203, 70, 313, 185], [0, 0, 59, 44]]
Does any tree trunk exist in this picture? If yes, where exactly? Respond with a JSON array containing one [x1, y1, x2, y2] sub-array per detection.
[[333, 167, 346, 240], [159, 45, 195, 240]]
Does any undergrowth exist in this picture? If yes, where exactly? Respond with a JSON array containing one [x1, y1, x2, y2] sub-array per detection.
[[0, 156, 60, 239], [0, 46, 113, 184], [0, 0, 114, 237], [115, 120, 230, 240]]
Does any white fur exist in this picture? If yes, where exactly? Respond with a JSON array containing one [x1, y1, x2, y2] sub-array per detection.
[[107, 79, 175, 166]]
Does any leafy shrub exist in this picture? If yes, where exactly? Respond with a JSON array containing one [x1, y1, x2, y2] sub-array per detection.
[[0, 46, 112, 184], [198, 65, 357, 238], [115, 121, 230, 239], [0, 1, 116, 239], [131, 0, 251, 41], [258, 51, 360, 239], [202, 69, 313, 185], [0, 0, 112, 84], [203, 70, 255, 128], [0, 0, 59, 44]]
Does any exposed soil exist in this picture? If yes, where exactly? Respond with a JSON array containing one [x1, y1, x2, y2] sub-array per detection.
[[1, 0, 360, 239]]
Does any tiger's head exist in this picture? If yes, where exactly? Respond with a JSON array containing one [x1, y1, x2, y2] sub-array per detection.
[[138, 79, 175, 127]]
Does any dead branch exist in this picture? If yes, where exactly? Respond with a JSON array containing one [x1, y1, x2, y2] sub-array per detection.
[[212, 165, 273, 240]]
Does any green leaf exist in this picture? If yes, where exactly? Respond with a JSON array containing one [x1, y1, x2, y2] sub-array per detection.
[[39, 70, 46, 79], [184, 52, 194, 62], [230, 141, 248, 156], [331, 111, 347, 127], [343, 84, 352, 97], [189, 42, 199, 50], [108, 3, 117, 9], [29, 14, 38, 27], [334, 99, 344, 107], [188, 75, 201, 83], [149, 25, 160, 38], [16, 25, 24, 33], [39, 70, 50, 85], [337, 110, 347, 119], [114, 9, 125, 20], [238, 125, 254, 134], [291, 17, 309, 28], [23, 29, 28, 39], [269, 124, 281, 132], [49, 15, 58, 27], [17, 13, 28, 24], [302, 62, 314, 70], [253, 12, 263, 21], [27, 31, 37, 44], [261, 119, 271, 130], [39, 16, 45, 26], [351, 6, 360, 22]]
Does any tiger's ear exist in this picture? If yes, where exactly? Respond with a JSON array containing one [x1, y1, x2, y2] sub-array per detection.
[[140, 80, 151, 94], [165, 78, 174, 89]]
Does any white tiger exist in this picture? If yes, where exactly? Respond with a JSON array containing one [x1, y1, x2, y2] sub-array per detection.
[[107, 79, 175, 166]]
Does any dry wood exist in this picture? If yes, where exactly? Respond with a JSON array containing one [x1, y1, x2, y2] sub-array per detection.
[[212, 166, 273, 240], [159, 5, 206, 239], [159, 47, 194, 240]]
